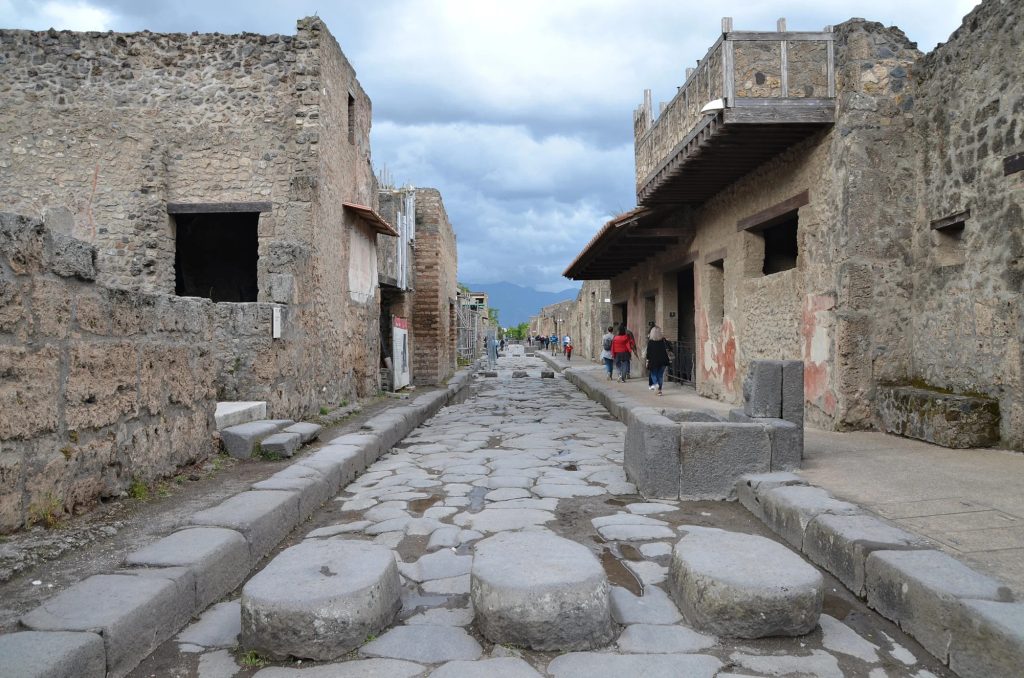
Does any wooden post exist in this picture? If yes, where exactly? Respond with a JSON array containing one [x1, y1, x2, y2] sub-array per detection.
[[826, 26, 835, 98], [778, 18, 788, 97], [721, 17, 733, 33]]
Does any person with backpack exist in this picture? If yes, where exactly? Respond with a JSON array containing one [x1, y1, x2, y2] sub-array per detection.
[[600, 325, 614, 379], [645, 325, 672, 395]]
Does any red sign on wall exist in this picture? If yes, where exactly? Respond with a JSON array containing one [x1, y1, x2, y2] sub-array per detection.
[[393, 316, 409, 330]]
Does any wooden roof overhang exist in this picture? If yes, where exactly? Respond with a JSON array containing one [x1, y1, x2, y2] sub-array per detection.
[[343, 202, 399, 237], [563, 207, 680, 280], [637, 98, 834, 206]]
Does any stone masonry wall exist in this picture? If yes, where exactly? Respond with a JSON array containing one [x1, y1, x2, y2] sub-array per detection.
[[908, 0, 1024, 448], [411, 188, 457, 385], [0, 214, 217, 532], [0, 19, 383, 418]]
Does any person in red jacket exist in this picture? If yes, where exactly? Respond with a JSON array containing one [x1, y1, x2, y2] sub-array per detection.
[[610, 325, 633, 382]]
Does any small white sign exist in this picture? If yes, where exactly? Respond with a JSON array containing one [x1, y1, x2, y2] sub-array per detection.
[[272, 306, 282, 339]]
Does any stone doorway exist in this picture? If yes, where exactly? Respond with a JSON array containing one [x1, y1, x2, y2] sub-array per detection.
[[173, 212, 258, 302]]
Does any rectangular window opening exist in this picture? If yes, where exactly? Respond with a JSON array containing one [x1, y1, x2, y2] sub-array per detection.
[[761, 215, 799, 275], [707, 259, 725, 329], [174, 212, 259, 302], [347, 93, 356, 145], [932, 221, 966, 267]]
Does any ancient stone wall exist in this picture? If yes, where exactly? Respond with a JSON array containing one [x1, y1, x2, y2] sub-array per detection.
[[0, 214, 218, 532], [908, 0, 1024, 448], [567, 280, 611, 362], [411, 188, 458, 385], [0, 18, 383, 418]]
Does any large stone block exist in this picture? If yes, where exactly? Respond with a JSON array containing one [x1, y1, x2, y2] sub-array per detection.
[[328, 432, 385, 468], [765, 418, 803, 471], [623, 407, 680, 499], [865, 549, 1014, 662], [471, 531, 615, 651], [678, 422, 771, 500], [668, 526, 822, 638], [949, 600, 1024, 678], [241, 539, 401, 660], [220, 420, 288, 459], [20, 571, 193, 678], [283, 421, 322, 443], [214, 401, 267, 430], [298, 444, 364, 488], [742, 360, 783, 418], [803, 513, 930, 596], [759, 485, 861, 549], [780, 360, 804, 426], [123, 526, 249, 609], [735, 472, 805, 522], [876, 384, 1000, 448], [252, 473, 332, 521], [0, 630, 105, 678], [189, 490, 300, 567], [259, 432, 302, 458]]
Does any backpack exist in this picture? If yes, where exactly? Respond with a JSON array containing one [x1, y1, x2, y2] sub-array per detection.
[[602, 335, 613, 351]]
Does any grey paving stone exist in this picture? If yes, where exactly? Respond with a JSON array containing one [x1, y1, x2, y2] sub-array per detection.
[[485, 487, 532, 502], [453, 508, 554, 532], [0, 630, 105, 678], [616, 623, 717, 653], [284, 421, 322, 443], [472, 531, 615, 651], [669, 526, 823, 638], [625, 502, 677, 515], [804, 513, 931, 596], [546, 652, 722, 678], [195, 649, 238, 678], [818, 614, 879, 663], [864, 549, 1013, 662], [20, 571, 193, 678], [430, 657, 542, 677], [359, 625, 482, 663], [398, 548, 473, 582], [306, 521, 372, 538], [731, 650, 842, 678], [950, 600, 1024, 678], [175, 600, 240, 649], [405, 606, 475, 626], [759, 485, 861, 549], [189, 490, 300, 567], [241, 539, 401, 661], [258, 431, 302, 458], [596, 524, 675, 541], [220, 420, 292, 458], [252, 658, 426, 678], [123, 526, 248, 609], [609, 586, 682, 625], [533, 483, 604, 498]]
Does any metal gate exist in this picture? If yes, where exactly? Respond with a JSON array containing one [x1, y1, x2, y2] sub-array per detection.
[[666, 340, 696, 385]]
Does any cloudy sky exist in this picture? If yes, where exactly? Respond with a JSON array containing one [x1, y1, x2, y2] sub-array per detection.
[[1, 0, 979, 292]]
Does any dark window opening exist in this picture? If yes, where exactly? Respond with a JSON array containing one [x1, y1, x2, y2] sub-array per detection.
[[932, 220, 966, 267], [174, 212, 258, 302], [707, 259, 725, 328], [761, 215, 799, 275], [347, 93, 356, 145]]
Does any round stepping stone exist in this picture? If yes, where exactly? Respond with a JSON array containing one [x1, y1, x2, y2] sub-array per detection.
[[668, 526, 822, 638], [241, 539, 400, 660], [471, 531, 616, 651]]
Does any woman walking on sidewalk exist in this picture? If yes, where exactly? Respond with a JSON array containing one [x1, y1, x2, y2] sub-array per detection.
[[611, 325, 632, 382], [645, 326, 672, 395]]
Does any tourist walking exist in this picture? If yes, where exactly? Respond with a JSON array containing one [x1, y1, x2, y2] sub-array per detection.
[[549, 333, 558, 355], [564, 336, 573, 360], [645, 326, 672, 395], [600, 326, 614, 379], [624, 327, 638, 380], [611, 325, 632, 382]]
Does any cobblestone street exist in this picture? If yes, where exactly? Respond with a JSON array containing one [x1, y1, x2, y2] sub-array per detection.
[[132, 354, 950, 678]]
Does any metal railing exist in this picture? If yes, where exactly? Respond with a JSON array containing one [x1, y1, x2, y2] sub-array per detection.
[[667, 340, 697, 385]]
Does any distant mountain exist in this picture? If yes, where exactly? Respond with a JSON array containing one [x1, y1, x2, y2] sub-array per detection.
[[463, 281, 579, 327]]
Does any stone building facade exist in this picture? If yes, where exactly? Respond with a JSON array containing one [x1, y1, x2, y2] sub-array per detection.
[[377, 186, 416, 389], [566, 1, 1023, 449], [410, 188, 458, 385], [0, 19, 407, 531], [529, 281, 611, 362]]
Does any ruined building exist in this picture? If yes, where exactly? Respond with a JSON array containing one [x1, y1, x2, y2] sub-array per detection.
[[529, 281, 611, 362], [566, 0, 1023, 450], [0, 19, 432, 531]]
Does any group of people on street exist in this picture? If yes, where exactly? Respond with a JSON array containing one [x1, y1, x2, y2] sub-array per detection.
[[600, 323, 673, 394]]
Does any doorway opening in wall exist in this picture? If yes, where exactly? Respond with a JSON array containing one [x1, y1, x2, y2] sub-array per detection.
[[644, 294, 656, 332], [614, 302, 628, 329], [671, 265, 696, 384], [760, 214, 799, 275], [174, 212, 259, 302]]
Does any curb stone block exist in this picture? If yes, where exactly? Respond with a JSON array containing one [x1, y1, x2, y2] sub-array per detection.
[[220, 420, 293, 459], [735, 472, 805, 522], [864, 549, 1014, 662], [328, 432, 385, 469], [743, 360, 783, 418], [0, 631, 105, 678], [727, 408, 753, 423], [252, 474, 332, 521], [21, 571, 194, 678], [781, 360, 804, 426], [760, 485, 861, 549], [623, 407, 681, 499], [765, 418, 803, 471], [678, 422, 771, 499], [259, 432, 302, 458], [803, 513, 931, 596], [189, 490, 300, 568], [123, 527, 249, 609], [949, 600, 1024, 678], [301, 444, 364, 486]]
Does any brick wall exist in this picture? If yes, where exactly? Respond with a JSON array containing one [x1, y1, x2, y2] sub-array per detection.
[[411, 188, 458, 385]]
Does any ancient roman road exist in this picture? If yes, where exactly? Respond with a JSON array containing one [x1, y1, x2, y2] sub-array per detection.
[[133, 353, 951, 677]]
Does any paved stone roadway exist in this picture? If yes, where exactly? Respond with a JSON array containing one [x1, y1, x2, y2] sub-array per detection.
[[134, 354, 952, 677]]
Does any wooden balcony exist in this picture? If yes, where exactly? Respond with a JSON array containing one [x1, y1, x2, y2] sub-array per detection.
[[634, 18, 835, 206]]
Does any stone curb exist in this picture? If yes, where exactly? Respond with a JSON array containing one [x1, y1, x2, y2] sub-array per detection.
[[8, 366, 478, 678], [736, 472, 1023, 676]]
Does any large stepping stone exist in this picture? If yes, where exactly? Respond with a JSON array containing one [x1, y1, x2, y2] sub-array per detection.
[[668, 526, 823, 638], [258, 432, 302, 458], [241, 539, 401, 660], [220, 419, 294, 458], [215, 401, 267, 430], [283, 421, 322, 443], [471, 531, 616, 651]]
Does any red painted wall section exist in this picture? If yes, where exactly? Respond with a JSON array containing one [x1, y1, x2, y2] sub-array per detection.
[[695, 266, 738, 397], [802, 293, 837, 416]]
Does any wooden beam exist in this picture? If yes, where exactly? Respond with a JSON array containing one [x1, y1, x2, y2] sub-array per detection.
[[737, 190, 809, 232], [930, 209, 971, 230], [1004, 152, 1024, 176], [167, 201, 272, 214], [728, 31, 834, 41]]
